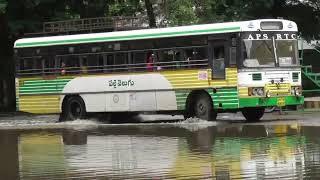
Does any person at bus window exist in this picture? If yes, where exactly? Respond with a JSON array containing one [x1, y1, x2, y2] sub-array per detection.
[[214, 48, 225, 70], [61, 62, 66, 75], [146, 52, 154, 71], [175, 51, 182, 69], [185, 49, 194, 68], [80, 56, 88, 74]]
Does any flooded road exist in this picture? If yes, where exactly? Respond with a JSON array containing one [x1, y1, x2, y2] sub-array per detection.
[[1, 112, 320, 179]]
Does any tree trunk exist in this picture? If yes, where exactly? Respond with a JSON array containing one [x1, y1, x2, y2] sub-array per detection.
[[144, 0, 156, 27]]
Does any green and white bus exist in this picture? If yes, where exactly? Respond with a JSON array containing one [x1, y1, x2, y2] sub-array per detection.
[[14, 19, 304, 121]]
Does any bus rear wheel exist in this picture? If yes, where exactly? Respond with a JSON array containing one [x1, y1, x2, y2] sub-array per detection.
[[242, 107, 265, 122], [194, 93, 217, 121], [64, 96, 86, 120]]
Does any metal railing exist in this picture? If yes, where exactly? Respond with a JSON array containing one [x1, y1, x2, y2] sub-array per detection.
[[300, 39, 320, 94], [24, 16, 148, 37]]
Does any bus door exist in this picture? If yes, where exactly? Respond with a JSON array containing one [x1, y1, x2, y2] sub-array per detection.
[[209, 39, 228, 79]]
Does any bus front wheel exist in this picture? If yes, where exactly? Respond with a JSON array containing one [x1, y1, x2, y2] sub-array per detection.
[[242, 107, 265, 122], [194, 93, 217, 121], [63, 96, 87, 120]]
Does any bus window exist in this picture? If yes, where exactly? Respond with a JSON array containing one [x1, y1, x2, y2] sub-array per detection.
[[19, 58, 31, 75], [114, 53, 127, 72], [80, 56, 88, 74], [230, 47, 237, 65], [214, 47, 225, 70], [157, 50, 174, 69], [183, 47, 208, 68], [192, 48, 208, 68], [60, 55, 80, 75], [210, 40, 226, 79], [174, 51, 182, 69], [87, 54, 102, 73], [276, 40, 298, 66], [146, 51, 155, 71], [133, 51, 146, 71], [213, 46, 225, 66], [43, 57, 55, 75], [127, 52, 133, 71]]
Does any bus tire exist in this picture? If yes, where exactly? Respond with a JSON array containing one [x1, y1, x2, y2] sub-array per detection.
[[194, 92, 217, 121], [242, 107, 265, 122], [63, 96, 87, 120]]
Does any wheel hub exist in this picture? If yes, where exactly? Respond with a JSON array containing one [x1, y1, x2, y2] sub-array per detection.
[[196, 103, 207, 116], [70, 101, 81, 118]]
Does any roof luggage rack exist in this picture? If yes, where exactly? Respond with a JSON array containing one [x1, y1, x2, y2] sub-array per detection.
[[24, 16, 148, 37]]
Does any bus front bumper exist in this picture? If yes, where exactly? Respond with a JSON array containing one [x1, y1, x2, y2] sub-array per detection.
[[239, 96, 304, 108]]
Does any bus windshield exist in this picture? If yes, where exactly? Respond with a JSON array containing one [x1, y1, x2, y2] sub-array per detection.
[[242, 39, 298, 68], [276, 40, 299, 66], [243, 39, 276, 67]]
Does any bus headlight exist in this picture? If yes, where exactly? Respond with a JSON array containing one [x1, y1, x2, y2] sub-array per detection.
[[291, 86, 301, 96], [257, 88, 264, 96], [249, 87, 264, 96]]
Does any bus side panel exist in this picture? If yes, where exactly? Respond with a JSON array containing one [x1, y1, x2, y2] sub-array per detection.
[[106, 93, 130, 112], [62, 74, 177, 113], [161, 68, 239, 111], [19, 95, 60, 114], [156, 91, 178, 111], [161, 69, 210, 111], [130, 92, 157, 111], [81, 94, 106, 112], [17, 77, 73, 114], [208, 68, 239, 110]]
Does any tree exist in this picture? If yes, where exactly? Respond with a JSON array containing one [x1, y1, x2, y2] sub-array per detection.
[[164, 0, 198, 26], [109, 0, 143, 17], [0, 0, 7, 13], [144, 0, 156, 27]]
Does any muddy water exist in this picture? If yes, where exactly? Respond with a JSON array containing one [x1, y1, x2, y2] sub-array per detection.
[[0, 117, 320, 179]]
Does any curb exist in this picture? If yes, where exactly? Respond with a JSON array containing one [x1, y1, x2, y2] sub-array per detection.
[[304, 97, 320, 109], [304, 101, 320, 109]]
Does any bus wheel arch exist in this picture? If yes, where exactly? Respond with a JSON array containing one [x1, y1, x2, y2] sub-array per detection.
[[184, 90, 217, 121], [61, 95, 87, 121]]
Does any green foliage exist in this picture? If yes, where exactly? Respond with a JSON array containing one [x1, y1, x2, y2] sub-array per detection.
[[0, 0, 7, 13], [109, 0, 143, 16], [165, 0, 198, 26], [194, 0, 275, 23], [0, 0, 319, 40]]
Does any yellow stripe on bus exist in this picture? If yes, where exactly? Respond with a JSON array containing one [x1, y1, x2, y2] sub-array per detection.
[[19, 95, 60, 114], [162, 68, 238, 89], [238, 87, 249, 97]]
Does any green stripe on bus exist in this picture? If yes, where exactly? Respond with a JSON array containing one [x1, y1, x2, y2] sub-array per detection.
[[15, 27, 241, 48], [239, 96, 304, 108], [175, 90, 190, 110], [209, 88, 239, 109], [19, 78, 72, 95]]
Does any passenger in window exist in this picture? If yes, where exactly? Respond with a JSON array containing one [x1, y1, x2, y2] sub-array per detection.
[[175, 51, 182, 69], [214, 48, 225, 70], [61, 62, 66, 75], [146, 52, 154, 71], [157, 66, 162, 71], [80, 56, 88, 74], [185, 49, 194, 68]]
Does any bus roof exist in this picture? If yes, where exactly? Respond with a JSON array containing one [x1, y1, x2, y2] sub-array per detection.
[[14, 19, 297, 48]]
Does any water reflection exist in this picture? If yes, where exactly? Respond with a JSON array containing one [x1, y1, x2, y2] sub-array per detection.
[[0, 131, 19, 180], [1, 124, 320, 179]]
